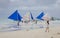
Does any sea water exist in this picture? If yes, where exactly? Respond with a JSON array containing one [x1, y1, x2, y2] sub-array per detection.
[[0, 19, 60, 32]]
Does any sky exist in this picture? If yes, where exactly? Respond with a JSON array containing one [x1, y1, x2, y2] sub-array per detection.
[[0, 0, 60, 21]]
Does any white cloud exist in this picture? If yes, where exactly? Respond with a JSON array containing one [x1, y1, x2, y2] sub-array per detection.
[[0, 0, 60, 18]]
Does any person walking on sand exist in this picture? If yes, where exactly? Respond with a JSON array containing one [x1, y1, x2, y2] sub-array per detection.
[[45, 20, 49, 32]]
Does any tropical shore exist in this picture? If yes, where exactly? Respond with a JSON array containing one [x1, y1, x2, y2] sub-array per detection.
[[0, 25, 60, 38]]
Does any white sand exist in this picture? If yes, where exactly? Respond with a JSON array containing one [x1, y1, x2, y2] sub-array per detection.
[[0, 21, 60, 38], [0, 26, 60, 38]]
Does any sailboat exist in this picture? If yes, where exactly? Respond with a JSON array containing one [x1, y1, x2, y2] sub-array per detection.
[[36, 11, 51, 21], [8, 10, 22, 26], [36, 11, 45, 20], [22, 11, 34, 23]]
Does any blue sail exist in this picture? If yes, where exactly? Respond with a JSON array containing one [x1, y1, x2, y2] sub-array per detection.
[[8, 10, 22, 21], [36, 12, 45, 20], [30, 12, 34, 20]]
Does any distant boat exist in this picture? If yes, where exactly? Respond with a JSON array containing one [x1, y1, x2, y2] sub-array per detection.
[[51, 17, 60, 21], [8, 10, 22, 26]]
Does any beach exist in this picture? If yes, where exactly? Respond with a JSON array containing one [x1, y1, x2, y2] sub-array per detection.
[[0, 21, 60, 38], [0, 0, 60, 38], [0, 26, 60, 38]]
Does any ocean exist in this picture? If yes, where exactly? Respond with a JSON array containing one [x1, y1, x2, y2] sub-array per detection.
[[0, 19, 60, 32]]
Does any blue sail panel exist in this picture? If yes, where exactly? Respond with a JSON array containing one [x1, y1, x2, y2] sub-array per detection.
[[30, 12, 34, 20], [36, 12, 45, 20], [8, 10, 22, 21]]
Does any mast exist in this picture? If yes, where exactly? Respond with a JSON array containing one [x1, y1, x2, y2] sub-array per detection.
[[17, 12, 20, 26]]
